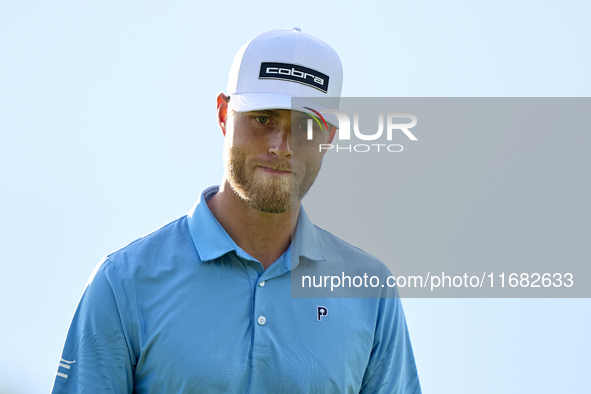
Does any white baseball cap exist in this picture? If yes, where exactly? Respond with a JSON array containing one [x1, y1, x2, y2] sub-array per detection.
[[226, 27, 342, 120]]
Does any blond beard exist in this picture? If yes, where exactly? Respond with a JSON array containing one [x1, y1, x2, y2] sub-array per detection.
[[222, 135, 322, 214]]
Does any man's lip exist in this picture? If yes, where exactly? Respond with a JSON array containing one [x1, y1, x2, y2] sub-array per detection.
[[257, 165, 292, 174]]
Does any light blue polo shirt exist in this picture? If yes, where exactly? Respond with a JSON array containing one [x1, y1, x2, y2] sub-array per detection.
[[52, 186, 421, 393]]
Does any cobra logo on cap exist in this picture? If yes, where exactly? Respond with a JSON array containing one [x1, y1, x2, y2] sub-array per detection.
[[259, 62, 330, 93]]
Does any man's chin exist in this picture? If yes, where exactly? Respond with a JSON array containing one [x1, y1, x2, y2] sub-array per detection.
[[249, 204, 291, 214], [227, 168, 313, 214], [243, 189, 294, 214]]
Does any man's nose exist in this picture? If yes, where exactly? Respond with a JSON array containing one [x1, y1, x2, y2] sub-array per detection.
[[268, 123, 292, 158]]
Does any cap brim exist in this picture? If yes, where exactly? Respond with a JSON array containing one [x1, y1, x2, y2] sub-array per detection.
[[229, 93, 339, 129]]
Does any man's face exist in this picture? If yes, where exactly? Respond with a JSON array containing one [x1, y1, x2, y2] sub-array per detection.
[[222, 107, 332, 213]]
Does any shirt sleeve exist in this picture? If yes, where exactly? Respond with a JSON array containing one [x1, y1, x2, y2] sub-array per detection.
[[359, 295, 422, 394], [52, 257, 137, 394]]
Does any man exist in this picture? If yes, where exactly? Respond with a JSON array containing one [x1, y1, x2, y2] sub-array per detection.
[[52, 28, 421, 393]]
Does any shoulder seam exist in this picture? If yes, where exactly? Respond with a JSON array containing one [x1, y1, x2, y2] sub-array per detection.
[[104, 256, 139, 364]]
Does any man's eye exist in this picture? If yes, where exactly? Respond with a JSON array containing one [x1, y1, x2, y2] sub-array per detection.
[[296, 119, 313, 131], [255, 116, 270, 124]]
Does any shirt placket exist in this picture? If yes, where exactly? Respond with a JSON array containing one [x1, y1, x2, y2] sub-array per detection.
[[248, 251, 291, 383]]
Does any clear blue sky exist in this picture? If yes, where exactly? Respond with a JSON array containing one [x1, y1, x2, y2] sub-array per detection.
[[1, 1, 589, 393]]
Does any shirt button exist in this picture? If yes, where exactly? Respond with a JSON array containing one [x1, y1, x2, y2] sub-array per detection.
[[257, 316, 267, 326], [258, 281, 266, 287]]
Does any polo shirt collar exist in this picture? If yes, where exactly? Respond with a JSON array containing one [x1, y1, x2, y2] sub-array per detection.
[[187, 186, 326, 268], [291, 205, 326, 267]]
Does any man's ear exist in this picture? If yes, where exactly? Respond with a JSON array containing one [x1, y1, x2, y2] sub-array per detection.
[[217, 93, 230, 136]]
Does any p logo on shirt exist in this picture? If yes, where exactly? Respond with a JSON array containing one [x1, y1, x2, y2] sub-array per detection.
[[317, 306, 328, 321]]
